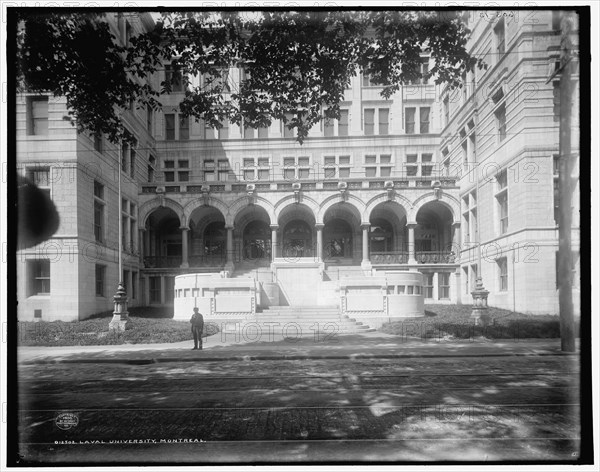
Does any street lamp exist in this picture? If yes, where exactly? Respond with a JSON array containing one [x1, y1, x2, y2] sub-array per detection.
[[470, 112, 490, 326], [109, 120, 129, 332]]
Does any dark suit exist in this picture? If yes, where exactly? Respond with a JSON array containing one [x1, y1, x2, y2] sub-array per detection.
[[190, 312, 205, 349]]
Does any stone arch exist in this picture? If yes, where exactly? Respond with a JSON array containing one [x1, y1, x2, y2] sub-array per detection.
[[183, 196, 229, 226], [363, 193, 412, 222], [317, 194, 365, 225], [229, 196, 276, 226], [409, 192, 460, 224], [273, 194, 319, 221], [139, 197, 186, 228]]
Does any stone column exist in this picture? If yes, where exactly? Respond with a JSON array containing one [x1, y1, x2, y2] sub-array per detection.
[[270, 224, 279, 261], [361, 223, 371, 270], [225, 225, 234, 272], [407, 223, 417, 264], [315, 223, 324, 262], [451, 222, 461, 260], [180, 227, 189, 268], [138, 228, 145, 266]]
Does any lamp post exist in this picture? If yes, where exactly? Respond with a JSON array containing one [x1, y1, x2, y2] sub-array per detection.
[[470, 111, 490, 326], [109, 122, 129, 332]]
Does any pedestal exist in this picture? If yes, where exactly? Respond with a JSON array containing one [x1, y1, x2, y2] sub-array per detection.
[[109, 282, 129, 332], [470, 277, 490, 326]]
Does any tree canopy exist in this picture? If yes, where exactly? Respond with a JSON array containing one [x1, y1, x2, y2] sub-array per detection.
[[15, 10, 486, 144]]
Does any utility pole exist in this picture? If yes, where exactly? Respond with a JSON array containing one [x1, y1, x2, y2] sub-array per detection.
[[556, 10, 577, 352]]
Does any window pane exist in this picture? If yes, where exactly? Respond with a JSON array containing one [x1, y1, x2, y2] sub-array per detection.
[[258, 169, 270, 181], [178, 171, 189, 181], [406, 154, 418, 164], [218, 120, 229, 139], [339, 156, 350, 165], [338, 110, 349, 136], [165, 114, 175, 140], [324, 118, 334, 137], [405, 108, 415, 134], [298, 168, 310, 179], [420, 107, 430, 133], [283, 157, 295, 166], [257, 158, 269, 167], [164, 172, 175, 182], [364, 109, 375, 135], [284, 169, 295, 180], [378, 108, 389, 135], [178, 160, 189, 168], [179, 115, 189, 140], [204, 171, 215, 181], [258, 126, 268, 138], [244, 170, 255, 181], [324, 167, 336, 178], [339, 168, 350, 178], [380, 167, 392, 177], [324, 156, 335, 165], [243, 158, 254, 167], [365, 167, 377, 177], [380, 154, 391, 164], [298, 157, 309, 166], [365, 155, 376, 164], [244, 126, 254, 139]]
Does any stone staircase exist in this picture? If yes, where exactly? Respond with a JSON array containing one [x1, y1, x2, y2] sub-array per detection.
[[255, 305, 376, 334]]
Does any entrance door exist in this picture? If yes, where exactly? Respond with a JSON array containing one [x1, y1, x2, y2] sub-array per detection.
[[243, 221, 271, 262], [282, 220, 313, 258]]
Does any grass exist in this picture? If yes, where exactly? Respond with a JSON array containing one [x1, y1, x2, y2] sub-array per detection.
[[380, 304, 579, 339], [18, 306, 219, 346]]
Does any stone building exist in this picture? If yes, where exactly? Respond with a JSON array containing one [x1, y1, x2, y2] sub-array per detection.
[[16, 10, 579, 321]]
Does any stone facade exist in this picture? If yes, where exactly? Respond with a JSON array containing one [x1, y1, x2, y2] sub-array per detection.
[[16, 11, 579, 321]]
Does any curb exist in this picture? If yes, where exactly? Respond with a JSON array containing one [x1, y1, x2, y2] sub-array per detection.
[[19, 350, 576, 365]]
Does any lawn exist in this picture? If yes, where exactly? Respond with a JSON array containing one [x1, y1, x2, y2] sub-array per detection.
[[380, 304, 579, 339], [18, 307, 219, 346]]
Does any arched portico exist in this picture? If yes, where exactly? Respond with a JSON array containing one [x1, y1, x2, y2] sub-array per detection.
[[277, 203, 317, 259], [143, 207, 183, 269], [233, 205, 272, 265], [188, 206, 227, 267], [322, 202, 362, 264]]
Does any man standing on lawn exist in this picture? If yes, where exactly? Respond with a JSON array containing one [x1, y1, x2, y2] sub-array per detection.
[[190, 307, 205, 350]]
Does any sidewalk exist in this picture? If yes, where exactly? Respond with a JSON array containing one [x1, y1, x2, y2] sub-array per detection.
[[17, 331, 577, 365]]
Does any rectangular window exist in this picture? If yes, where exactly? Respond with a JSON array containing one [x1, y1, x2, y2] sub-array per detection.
[[121, 140, 129, 173], [495, 103, 507, 141], [28, 260, 50, 296], [364, 108, 375, 135], [498, 192, 508, 234], [204, 122, 215, 139], [132, 272, 137, 300], [93, 180, 104, 243], [178, 171, 189, 182], [498, 258, 508, 291], [164, 160, 175, 169], [218, 119, 229, 139], [27, 96, 49, 135], [147, 105, 153, 133], [149, 277, 161, 303], [257, 125, 269, 139], [178, 160, 189, 168], [443, 97, 449, 127], [405, 107, 416, 134], [129, 142, 136, 178], [424, 273, 434, 299], [93, 134, 103, 153], [244, 125, 254, 139], [420, 107, 430, 134], [165, 113, 175, 140], [339, 110, 349, 136], [439, 273, 450, 299], [179, 115, 189, 140], [378, 108, 389, 135], [164, 172, 175, 182], [165, 64, 183, 92], [96, 265, 105, 297], [365, 167, 377, 178], [495, 19, 505, 56], [324, 117, 334, 137], [283, 113, 294, 138]]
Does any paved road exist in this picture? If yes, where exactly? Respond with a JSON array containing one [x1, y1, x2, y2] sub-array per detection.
[[16, 352, 580, 464]]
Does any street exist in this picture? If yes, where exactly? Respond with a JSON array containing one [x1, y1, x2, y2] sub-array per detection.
[[17, 353, 580, 463]]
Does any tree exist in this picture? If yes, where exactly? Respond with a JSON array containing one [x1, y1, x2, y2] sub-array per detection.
[[15, 10, 486, 144]]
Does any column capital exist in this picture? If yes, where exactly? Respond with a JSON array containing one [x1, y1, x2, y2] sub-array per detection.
[[360, 222, 371, 230], [406, 222, 418, 228], [315, 223, 325, 230], [451, 221, 461, 228], [270, 224, 279, 230], [179, 226, 190, 231], [225, 224, 234, 231]]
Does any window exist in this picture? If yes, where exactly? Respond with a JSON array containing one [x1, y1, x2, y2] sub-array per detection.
[[204, 121, 215, 139], [378, 108, 389, 135], [258, 125, 269, 139], [28, 168, 50, 198], [462, 140, 469, 170], [94, 180, 105, 243], [362, 72, 377, 87], [96, 265, 105, 297], [443, 96, 449, 127], [553, 81, 560, 122], [164, 160, 175, 169], [121, 140, 129, 173], [129, 139, 136, 178], [165, 172, 175, 182], [496, 170, 508, 234], [218, 119, 229, 139], [283, 113, 294, 138], [439, 273, 450, 299], [552, 11, 562, 31], [498, 257, 508, 291], [165, 113, 175, 140], [324, 117, 334, 137], [364, 154, 393, 177], [149, 277, 161, 303], [218, 159, 230, 181], [495, 103, 507, 141], [125, 20, 132, 47], [419, 107, 430, 134], [147, 105, 153, 133], [494, 19, 505, 56], [339, 110, 349, 136], [463, 266, 469, 295], [424, 273, 434, 299], [405, 154, 418, 177], [132, 272, 137, 300], [421, 154, 433, 177], [469, 133, 477, 163], [324, 155, 351, 179], [179, 115, 189, 140], [412, 59, 430, 85], [242, 158, 270, 181], [122, 199, 137, 253], [27, 96, 49, 135], [553, 154, 560, 224], [28, 260, 50, 296], [93, 134, 103, 154], [244, 124, 254, 139], [204, 159, 215, 181], [405, 153, 435, 177], [148, 155, 155, 182], [405, 107, 415, 134], [282, 156, 310, 180], [178, 171, 189, 182], [165, 63, 184, 92], [364, 108, 375, 135]]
